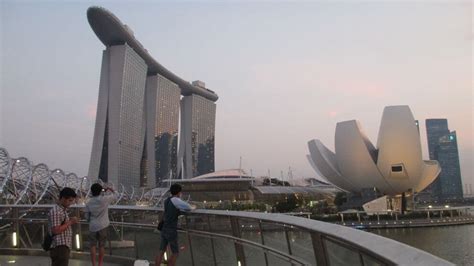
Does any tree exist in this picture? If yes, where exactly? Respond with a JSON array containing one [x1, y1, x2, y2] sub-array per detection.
[[334, 192, 347, 207]]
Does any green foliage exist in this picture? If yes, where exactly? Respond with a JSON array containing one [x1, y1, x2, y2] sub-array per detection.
[[273, 195, 300, 213], [208, 202, 267, 212], [334, 192, 347, 207]]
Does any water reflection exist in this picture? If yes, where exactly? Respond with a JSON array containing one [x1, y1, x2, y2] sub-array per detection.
[[370, 224, 474, 265]]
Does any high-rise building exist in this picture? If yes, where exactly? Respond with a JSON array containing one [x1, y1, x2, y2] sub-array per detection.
[[178, 91, 216, 179], [143, 74, 180, 187], [87, 7, 218, 189], [426, 119, 450, 160], [425, 119, 463, 200], [88, 44, 148, 188]]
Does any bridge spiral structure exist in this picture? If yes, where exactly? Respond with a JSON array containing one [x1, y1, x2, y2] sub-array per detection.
[[0, 147, 166, 208]]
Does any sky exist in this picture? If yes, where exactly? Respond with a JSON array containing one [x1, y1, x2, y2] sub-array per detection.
[[1, 1, 472, 192]]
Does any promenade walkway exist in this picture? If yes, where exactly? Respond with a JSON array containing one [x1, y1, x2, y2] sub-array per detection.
[[0, 255, 120, 266]]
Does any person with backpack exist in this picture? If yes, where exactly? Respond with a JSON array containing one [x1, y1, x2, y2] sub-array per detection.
[[47, 187, 79, 266], [155, 184, 194, 266], [85, 183, 117, 266]]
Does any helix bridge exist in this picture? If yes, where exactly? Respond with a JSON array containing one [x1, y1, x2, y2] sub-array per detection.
[[0, 147, 169, 210]]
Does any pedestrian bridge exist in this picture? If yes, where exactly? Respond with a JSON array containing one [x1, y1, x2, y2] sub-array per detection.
[[0, 205, 452, 266]]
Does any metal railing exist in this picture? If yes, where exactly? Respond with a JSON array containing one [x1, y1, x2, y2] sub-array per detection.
[[0, 205, 453, 265]]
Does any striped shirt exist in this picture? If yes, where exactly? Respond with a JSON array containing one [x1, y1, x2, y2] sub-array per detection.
[[48, 204, 72, 248]]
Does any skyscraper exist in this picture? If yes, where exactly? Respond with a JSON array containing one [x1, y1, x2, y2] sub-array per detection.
[[425, 119, 463, 200], [143, 74, 180, 187], [88, 44, 148, 188], [178, 85, 216, 179], [87, 7, 218, 189], [426, 119, 450, 160]]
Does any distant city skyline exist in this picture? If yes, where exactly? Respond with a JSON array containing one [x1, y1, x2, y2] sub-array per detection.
[[425, 119, 464, 199], [1, 1, 472, 189]]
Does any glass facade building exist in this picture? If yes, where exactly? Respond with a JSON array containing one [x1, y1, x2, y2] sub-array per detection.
[[87, 7, 219, 189], [88, 44, 148, 189], [424, 119, 463, 200], [436, 132, 463, 199], [143, 74, 180, 187], [426, 119, 450, 160], [179, 94, 216, 179]]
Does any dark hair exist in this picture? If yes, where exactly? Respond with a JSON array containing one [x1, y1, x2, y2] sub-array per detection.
[[91, 183, 103, 197], [59, 187, 77, 199], [169, 184, 182, 196]]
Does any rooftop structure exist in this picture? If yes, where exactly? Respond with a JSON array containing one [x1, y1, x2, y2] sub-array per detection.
[[157, 169, 335, 203], [87, 6, 218, 101]]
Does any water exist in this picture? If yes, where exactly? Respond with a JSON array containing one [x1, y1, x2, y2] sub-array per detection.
[[370, 224, 474, 265]]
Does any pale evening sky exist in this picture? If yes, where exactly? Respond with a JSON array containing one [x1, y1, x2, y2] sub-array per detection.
[[0, 1, 472, 190]]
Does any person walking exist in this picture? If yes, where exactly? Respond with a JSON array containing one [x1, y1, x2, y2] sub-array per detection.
[[85, 183, 117, 266], [155, 184, 194, 266], [48, 187, 79, 266]]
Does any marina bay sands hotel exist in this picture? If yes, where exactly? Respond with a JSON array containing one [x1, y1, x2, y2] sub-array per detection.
[[86, 7, 218, 188]]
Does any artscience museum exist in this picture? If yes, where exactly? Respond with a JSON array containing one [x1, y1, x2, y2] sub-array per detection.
[[307, 106, 441, 197]]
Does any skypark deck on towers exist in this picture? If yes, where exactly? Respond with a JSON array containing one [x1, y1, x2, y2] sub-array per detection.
[[87, 6, 218, 102]]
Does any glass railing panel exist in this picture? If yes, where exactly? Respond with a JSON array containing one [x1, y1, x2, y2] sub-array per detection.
[[183, 213, 211, 231], [174, 231, 193, 266], [260, 222, 288, 255], [211, 235, 237, 265], [323, 237, 362, 266], [107, 224, 137, 258], [207, 215, 233, 236], [135, 227, 160, 261], [110, 209, 160, 226], [187, 233, 216, 265], [22, 221, 45, 249], [267, 253, 292, 266], [241, 242, 266, 266], [287, 226, 316, 265], [361, 254, 384, 266], [238, 218, 263, 243]]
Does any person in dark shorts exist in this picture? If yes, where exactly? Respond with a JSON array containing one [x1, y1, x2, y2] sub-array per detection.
[[85, 183, 116, 266], [155, 184, 194, 266], [48, 187, 79, 266]]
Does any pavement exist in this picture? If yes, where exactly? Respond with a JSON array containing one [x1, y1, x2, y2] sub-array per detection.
[[0, 255, 121, 266]]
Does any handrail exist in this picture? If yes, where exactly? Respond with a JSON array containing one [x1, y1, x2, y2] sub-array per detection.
[[0, 216, 309, 265], [0, 204, 453, 266]]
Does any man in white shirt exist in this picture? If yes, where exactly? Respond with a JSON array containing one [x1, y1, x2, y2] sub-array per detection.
[[155, 184, 194, 266], [85, 183, 116, 266]]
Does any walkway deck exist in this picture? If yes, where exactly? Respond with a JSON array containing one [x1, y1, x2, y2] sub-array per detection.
[[0, 255, 121, 266]]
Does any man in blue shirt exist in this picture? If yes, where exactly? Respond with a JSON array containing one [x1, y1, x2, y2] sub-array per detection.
[[155, 184, 194, 266]]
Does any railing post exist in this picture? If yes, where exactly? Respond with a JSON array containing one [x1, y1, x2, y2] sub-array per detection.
[[230, 216, 246, 266], [121, 215, 124, 240], [284, 225, 293, 255], [310, 232, 327, 266], [207, 216, 218, 266], [75, 208, 82, 250], [258, 220, 269, 266], [134, 231, 138, 259], [185, 216, 195, 266], [13, 207, 19, 248]]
